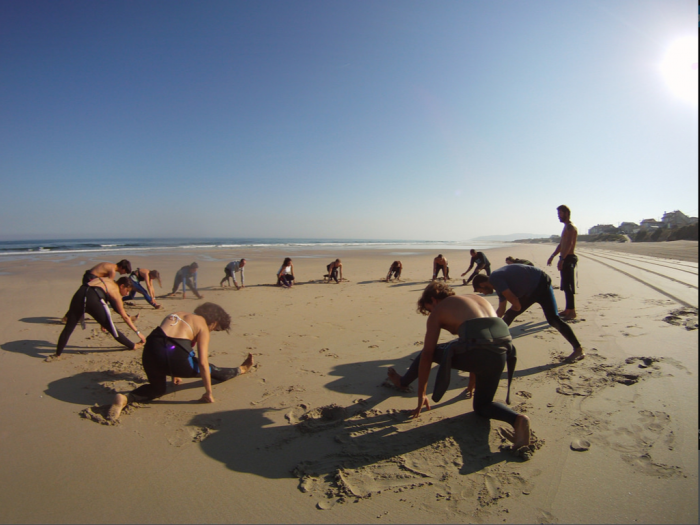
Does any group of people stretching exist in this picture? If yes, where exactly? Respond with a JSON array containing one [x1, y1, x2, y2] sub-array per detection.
[[50, 205, 582, 456]]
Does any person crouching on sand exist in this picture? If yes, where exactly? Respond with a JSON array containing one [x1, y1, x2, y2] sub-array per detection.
[[432, 254, 449, 281], [384, 261, 402, 282], [108, 303, 254, 421], [52, 277, 146, 359], [277, 257, 295, 288], [167, 262, 203, 299], [386, 282, 531, 454], [325, 259, 343, 283]]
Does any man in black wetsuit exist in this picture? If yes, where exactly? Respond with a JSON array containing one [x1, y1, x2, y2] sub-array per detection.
[[462, 249, 491, 285], [472, 264, 585, 363], [385, 282, 532, 453]]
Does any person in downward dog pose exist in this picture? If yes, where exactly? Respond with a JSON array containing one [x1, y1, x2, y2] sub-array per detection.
[[384, 261, 403, 282], [52, 276, 146, 358], [107, 303, 254, 421], [122, 268, 163, 309]]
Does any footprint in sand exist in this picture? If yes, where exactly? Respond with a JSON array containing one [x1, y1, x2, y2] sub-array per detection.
[[570, 438, 591, 451]]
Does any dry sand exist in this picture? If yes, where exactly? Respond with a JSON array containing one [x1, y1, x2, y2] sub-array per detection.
[[0, 242, 697, 523]]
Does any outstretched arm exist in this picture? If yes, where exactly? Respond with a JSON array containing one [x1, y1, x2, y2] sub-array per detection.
[[195, 325, 214, 403], [412, 314, 441, 418]]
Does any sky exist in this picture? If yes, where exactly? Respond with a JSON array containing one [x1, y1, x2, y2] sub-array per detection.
[[0, 0, 697, 241]]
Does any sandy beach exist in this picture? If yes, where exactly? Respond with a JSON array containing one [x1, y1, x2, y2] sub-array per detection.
[[0, 241, 697, 524]]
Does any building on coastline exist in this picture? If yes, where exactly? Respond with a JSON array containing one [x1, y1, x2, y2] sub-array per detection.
[[618, 222, 639, 234], [661, 210, 697, 228], [588, 224, 618, 235], [640, 218, 664, 230]]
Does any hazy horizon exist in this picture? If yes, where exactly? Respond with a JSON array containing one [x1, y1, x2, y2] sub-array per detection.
[[1, 1, 697, 241]]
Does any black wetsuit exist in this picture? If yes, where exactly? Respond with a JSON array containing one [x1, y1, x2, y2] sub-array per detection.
[[511, 258, 534, 267], [56, 284, 135, 356], [389, 263, 402, 279], [501, 271, 581, 350], [560, 254, 578, 310], [327, 263, 340, 283], [399, 318, 519, 425], [130, 327, 240, 401], [465, 252, 491, 284]]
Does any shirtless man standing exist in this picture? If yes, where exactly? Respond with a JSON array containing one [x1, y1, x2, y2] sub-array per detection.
[[547, 205, 578, 320], [432, 254, 449, 281], [386, 282, 531, 452]]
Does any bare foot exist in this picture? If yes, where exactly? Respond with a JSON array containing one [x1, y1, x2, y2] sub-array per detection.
[[101, 326, 108, 334], [238, 353, 255, 374], [107, 393, 128, 421], [387, 367, 403, 389], [173, 377, 182, 385], [153, 303, 163, 310], [564, 347, 585, 363], [45, 354, 60, 362], [61, 316, 67, 324], [512, 415, 531, 449]]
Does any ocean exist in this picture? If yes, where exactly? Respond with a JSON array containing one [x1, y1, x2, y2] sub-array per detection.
[[0, 238, 508, 258]]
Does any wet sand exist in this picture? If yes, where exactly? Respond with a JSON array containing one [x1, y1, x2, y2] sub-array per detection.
[[0, 242, 696, 523]]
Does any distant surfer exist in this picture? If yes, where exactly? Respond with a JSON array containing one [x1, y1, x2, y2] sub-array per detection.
[[167, 262, 204, 299], [461, 249, 491, 285], [220, 259, 246, 289], [432, 254, 449, 281], [384, 261, 403, 282]]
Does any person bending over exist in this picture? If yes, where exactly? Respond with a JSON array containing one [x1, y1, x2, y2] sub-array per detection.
[[122, 268, 163, 309], [52, 276, 146, 358], [506, 256, 534, 267], [472, 265, 584, 362], [167, 262, 203, 299], [384, 261, 403, 282], [432, 254, 449, 281], [386, 282, 530, 451], [107, 303, 254, 421], [461, 249, 491, 285], [61, 259, 132, 323], [277, 257, 295, 288], [326, 259, 343, 283], [220, 259, 246, 289]]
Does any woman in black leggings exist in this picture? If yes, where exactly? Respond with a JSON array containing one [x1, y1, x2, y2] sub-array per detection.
[[52, 277, 145, 358], [107, 303, 254, 421]]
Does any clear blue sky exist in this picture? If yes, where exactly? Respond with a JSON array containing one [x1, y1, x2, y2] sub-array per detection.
[[1, 0, 697, 241]]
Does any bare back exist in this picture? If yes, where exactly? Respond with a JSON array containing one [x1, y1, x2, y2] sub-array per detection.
[[89, 262, 118, 279], [432, 294, 497, 335], [159, 312, 206, 344], [560, 222, 578, 257]]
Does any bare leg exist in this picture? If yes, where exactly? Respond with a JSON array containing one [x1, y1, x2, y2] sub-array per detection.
[[513, 414, 531, 449], [501, 414, 531, 449], [107, 393, 129, 421]]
